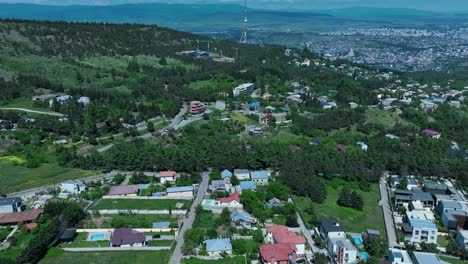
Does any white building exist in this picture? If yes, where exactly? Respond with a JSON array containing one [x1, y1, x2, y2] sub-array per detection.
[[159, 171, 177, 184], [59, 179, 86, 194], [233, 169, 250, 180], [77, 96, 90, 105], [233, 83, 254, 97], [356, 142, 368, 151], [0, 197, 22, 213], [404, 211, 438, 244], [327, 237, 358, 264], [388, 248, 412, 264], [456, 229, 468, 250]]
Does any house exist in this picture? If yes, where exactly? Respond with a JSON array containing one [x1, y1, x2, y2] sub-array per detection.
[[424, 183, 449, 195], [233, 83, 254, 97], [205, 238, 232, 256], [421, 129, 441, 139], [407, 177, 418, 191], [403, 211, 438, 244], [420, 100, 438, 112], [356, 142, 368, 151], [385, 134, 400, 139], [209, 180, 228, 192], [309, 138, 321, 145], [77, 96, 90, 105], [107, 185, 139, 197], [456, 229, 468, 250], [265, 225, 306, 255], [250, 171, 270, 186], [388, 248, 412, 264], [336, 144, 348, 153], [215, 100, 226, 110], [236, 181, 257, 193], [233, 169, 250, 180], [0, 197, 22, 213], [267, 198, 283, 209], [436, 200, 463, 215], [327, 237, 358, 264], [59, 179, 86, 195], [320, 218, 345, 239], [111, 228, 146, 247], [231, 210, 256, 229], [394, 189, 434, 207], [0, 209, 43, 225], [410, 251, 444, 264], [166, 186, 194, 198], [363, 229, 381, 239], [49, 95, 71, 107], [260, 243, 297, 264], [219, 192, 241, 205], [159, 171, 177, 184], [221, 169, 233, 183], [450, 100, 461, 108], [202, 193, 243, 213], [189, 101, 205, 115], [441, 210, 468, 230]]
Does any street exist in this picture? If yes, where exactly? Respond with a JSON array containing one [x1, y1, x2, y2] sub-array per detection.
[[296, 212, 320, 254], [170, 171, 209, 264], [380, 175, 399, 247]]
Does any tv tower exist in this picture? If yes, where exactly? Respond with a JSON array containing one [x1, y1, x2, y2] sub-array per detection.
[[239, 0, 248, 44]]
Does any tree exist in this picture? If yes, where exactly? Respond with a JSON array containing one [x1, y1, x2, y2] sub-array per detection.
[[314, 253, 328, 264], [267, 182, 289, 201], [397, 176, 408, 190], [337, 187, 363, 211], [147, 121, 155, 132], [220, 208, 231, 226], [231, 175, 240, 186]]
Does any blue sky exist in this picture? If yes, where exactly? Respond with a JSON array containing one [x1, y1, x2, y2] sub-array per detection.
[[1, 0, 468, 12]]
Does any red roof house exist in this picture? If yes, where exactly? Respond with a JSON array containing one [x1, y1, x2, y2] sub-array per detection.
[[265, 225, 306, 256], [159, 171, 177, 183], [0, 209, 43, 225], [219, 192, 240, 204], [421, 129, 441, 139], [260, 243, 297, 264], [107, 185, 139, 196]]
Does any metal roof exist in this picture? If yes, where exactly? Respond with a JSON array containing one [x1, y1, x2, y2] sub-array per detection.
[[205, 238, 232, 252], [166, 186, 193, 193]]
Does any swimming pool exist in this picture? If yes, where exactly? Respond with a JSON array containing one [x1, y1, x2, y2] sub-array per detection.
[[360, 252, 369, 260], [353, 237, 363, 245], [205, 200, 212, 205], [90, 233, 105, 240]]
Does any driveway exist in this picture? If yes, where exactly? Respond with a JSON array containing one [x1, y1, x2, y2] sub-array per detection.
[[0, 107, 64, 117], [380, 175, 398, 247], [170, 171, 209, 264]]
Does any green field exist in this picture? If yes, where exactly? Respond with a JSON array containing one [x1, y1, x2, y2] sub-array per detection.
[[0, 160, 93, 194], [182, 256, 245, 264], [437, 235, 449, 247], [294, 179, 386, 235], [270, 131, 308, 145], [147, 240, 173, 246], [1, 231, 34, 260], [100, 214, 176, 228], [92, 199, 190, 210], [40, 248, 172, 264], [439, 256, 466, 264]]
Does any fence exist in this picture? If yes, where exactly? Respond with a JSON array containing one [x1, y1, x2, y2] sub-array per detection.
[[102, 195, 193, 200], [87, 209, 187, 215]]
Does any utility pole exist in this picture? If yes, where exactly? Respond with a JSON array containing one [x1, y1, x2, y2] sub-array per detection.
[[239, 0, 248, 44]]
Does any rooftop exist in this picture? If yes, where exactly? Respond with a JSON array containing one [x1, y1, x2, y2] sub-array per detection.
[[111, 228, 145, 246], [205, 238, 232, 252], [250, 171, 269, 180], [107, 185, 139, 196], [221, 169, 232, 178], [166, 186, 193, 193], [160, 171, 176, 177], [0, 197, 21, 206], [239, 181, 257, 191], [411, 251, 443, 264], [234, 169, 249, 174], [219, 192, 240, 204], [0, 209, 43, 224], [260, 243, 295, 262], [320, 218, 345, 233], [266, 225, 306, 245]]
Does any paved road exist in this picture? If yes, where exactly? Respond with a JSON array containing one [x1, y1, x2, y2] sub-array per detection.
[[170, 171, 209, 264], [0, 107, 64, 116], [380, 175, 398, 247], [296, 212, 319, 254], [97, 104, 188, 153]]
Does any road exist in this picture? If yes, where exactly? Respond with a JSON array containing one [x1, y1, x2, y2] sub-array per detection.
[[380, 175, 399, 247], [296, 212, 320, 254], [0, 107, 64, 117], [170, 171, 209, 264], [97, 104, 188, 153]]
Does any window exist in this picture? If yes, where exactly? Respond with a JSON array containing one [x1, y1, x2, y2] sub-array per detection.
[[431, 231, 435, 234], [430, 236, 434, 240]]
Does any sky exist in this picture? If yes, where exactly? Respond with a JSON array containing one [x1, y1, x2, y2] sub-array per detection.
[[0, 0, 468, 12]]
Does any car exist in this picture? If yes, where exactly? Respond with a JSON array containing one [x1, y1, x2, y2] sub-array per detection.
[[152, 234, 161, 239]]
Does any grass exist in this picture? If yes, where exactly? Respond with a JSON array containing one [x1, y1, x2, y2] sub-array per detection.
[[58, 233, 109, 248], [439, 256, 466, 264], [270, 131, 308, 145], [92, 199, 190, 210], [147, 240, 173, 246], [0, 228, 12, 241], [1, 231, 34, 260], [100, 214, 176, 228], [0, 160, 93, 194], [182, 256, 245, 264], [194, 210, 219, 228], [294, 179, 386, 236], [40, 248, 172, 264], [437, 235, 449, 247], [365, 109, 418, 130]]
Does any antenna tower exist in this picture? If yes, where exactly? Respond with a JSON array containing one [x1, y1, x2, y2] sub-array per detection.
[[239, 0, 248, 44]]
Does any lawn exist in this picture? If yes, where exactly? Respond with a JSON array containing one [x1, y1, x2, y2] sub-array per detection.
[[0, 228, 11, 241], [100, 214, 176, 228], [58, 232, 109, 248], [40, 248, 172, 264], [92, 199, 190, 210], [439, 256, 466, 264], [0, 160, 93, 194], [437, 236, 449, 247], [182, 256, 245, 264], [293, 179, 386, 236], [270, 131, 308, 145], [147, 240, 173, 246], [1, 231, 34, 260], [194, 210, 219, 228]]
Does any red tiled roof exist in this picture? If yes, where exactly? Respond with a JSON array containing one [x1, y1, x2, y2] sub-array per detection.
[[160, 171, 176, 177], [26, 223, 38, 230], [266, 225, 306, 245], [0, 209, 43, 224], [336, 144, 348, 152], [107, 185, 139, 195], [219, 192, 240, 203], [260, 243, 295, 262]]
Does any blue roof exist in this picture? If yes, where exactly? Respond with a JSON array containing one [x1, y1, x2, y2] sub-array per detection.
[[249, 102, 260, 107], [152, 222, 170, 228], [385, 134, 400, 139], [250, 171, 269, 180], [221, 169, 232, 178], [409, 218, 437, 229], [57, 95, 71, 101], [407, 178, 417, 185], [205, 238, 232, 252], [239, 181, 256, 191], [231, 211, 255, 223], [139, 184, 150, 190], [166, 186, 193, 193]]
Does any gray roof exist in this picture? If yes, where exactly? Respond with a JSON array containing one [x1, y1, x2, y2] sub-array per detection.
[[234, 169, 249, 174], [424, 183, 448, 191], [411, 252, 443, 264], [166, 186, 193, 193], [440, 200, 462, 210], [250, 171, 269, 180], [0, 197, 21, 206], [320, 218, 344, 233], [205, 238, 232, 252], [412, 192, 434, 202], [221, 169, 232, 178]]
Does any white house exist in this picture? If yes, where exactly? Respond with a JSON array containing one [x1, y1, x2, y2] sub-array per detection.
[[250, 171, 270, 186], [233, 169, 250, 180], [233, 83, 254, 97], [456, 229, 468, 250], [320, 218, 345, 239], [388, 248, 412, 264], [0, 197, 22, 213], [404, 211, 438, 244], [327, 237, 358, 264], [77, 96, 90, 105], [205, 238, 232, 256], [59, 179, 86, 194], [356, 142, 368, 151], [159, 171, 177, 184]]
